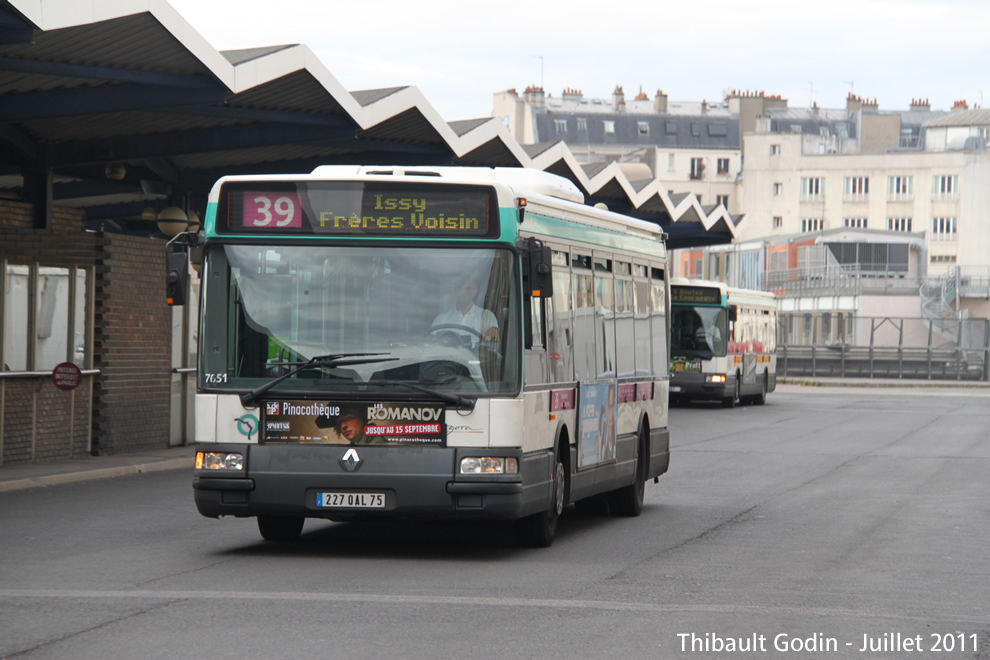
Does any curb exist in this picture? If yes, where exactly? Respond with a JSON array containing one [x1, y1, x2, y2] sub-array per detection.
[[777, 378, 990, 389], [0, 457, 193, 494]]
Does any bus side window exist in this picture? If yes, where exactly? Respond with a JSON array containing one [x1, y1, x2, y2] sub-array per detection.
[[633, 270, 651, 378], [650, 267, 667, 378], [548, 268, 573, 382], [571, 267, 595, 380], [529, 296, 544, 349]]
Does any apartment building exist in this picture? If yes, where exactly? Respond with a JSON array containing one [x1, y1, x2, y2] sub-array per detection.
[[494, 87, 990, 347], [493, 86, 750, 214], [738, 102, 990, 322]]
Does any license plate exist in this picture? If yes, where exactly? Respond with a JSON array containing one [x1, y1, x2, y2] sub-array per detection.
[[670, 386, 682, 393], [316, 492, 385, 509]]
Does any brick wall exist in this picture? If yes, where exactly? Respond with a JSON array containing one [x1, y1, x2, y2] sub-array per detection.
[[92, 233, 172, 454], [1, 200, 173, 463]]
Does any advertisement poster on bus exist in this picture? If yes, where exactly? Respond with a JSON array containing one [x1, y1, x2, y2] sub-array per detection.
[[578, 383, 616, 469], [262, 400, 446, 446]]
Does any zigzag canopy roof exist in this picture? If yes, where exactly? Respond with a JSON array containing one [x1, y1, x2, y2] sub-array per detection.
[[0, 0, 740, 247]]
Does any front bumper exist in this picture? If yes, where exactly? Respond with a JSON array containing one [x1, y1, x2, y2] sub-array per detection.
[[669, 371, 734, 401], [192, 443, 547, 521]]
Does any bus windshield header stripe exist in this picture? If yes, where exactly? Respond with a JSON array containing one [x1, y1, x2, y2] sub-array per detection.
[[671, 286, 723, 305]]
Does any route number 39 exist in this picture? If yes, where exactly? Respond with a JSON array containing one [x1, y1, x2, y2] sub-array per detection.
[[243, 193, 302, 228]]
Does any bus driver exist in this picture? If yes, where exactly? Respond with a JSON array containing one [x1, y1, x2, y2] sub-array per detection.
[[431, 278, 498, 349]]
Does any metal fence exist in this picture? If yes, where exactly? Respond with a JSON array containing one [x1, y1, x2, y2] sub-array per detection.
[[777, 316, 989, 381]]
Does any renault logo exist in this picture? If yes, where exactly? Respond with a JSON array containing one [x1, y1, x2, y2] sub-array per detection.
[[340, 448, 361, 472]]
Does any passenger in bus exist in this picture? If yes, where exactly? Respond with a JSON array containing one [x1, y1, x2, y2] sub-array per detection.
[[431, 278, 498, 349]]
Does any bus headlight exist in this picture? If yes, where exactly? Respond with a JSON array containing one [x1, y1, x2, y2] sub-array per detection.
[[706, 374, 727, 384], [460, 456, 518, 475], [196, 451, 244, 471]]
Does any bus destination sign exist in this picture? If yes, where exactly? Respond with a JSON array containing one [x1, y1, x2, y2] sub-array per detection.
[[222, 182, 496, 238], [671, 286, 722, 305]]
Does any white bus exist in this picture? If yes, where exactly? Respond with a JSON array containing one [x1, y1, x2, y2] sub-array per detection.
[[176, 166, 671, 547], [669, 278, 777, 406]]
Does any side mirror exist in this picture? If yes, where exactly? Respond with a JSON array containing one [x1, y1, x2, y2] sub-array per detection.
[[728, 304, 738, 323], [166, 251, 189, 306], [527, 237, 553, 298]]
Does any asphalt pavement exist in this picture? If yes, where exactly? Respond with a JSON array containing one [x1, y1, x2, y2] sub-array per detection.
[[1, 376, 986, 494]]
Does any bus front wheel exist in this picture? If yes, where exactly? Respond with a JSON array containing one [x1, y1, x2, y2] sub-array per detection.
[[517, 447, 565, 547], [721, 374, 740, 408]]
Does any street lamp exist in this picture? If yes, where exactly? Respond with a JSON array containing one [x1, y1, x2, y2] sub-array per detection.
[[157, 206, 189, 237]]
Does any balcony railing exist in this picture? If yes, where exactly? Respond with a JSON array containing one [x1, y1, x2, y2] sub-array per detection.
[[762, 265, 917, 297], [777, 316, 989, 381]]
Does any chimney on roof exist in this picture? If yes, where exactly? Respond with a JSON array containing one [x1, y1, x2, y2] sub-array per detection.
[[612, 85, 625, 111], [654, 89, 668, 114], [523, 85, 545, 109], [846, 93, 877, 112], [909, 98, 930, 111], [701, 99, 708, 113], [811, 101, 819, 117], [562, 87, 582, 102], [952, 99, 969, 112], [846, 93, 862, 113]]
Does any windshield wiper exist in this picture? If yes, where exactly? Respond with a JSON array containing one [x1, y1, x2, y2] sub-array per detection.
[[239, 353, 397, 407], [368, 379, 477, 412]]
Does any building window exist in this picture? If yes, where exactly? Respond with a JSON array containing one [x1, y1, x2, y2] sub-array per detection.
[[717, 158, 729, 174], [603, 120, 615, 134], [637, 121, 649, 135], [843, 176, 869, 201], [843, 218, 868, 228], [888, 175, 913, 201], [694, 258, 702, 277], [554, 119, 568, 134], [667, 153, 675, 171], [800, 177, 823, 200], [773, 182, 783, 196], [773, 216, 783, 230], [801, 218, 823, 233], [769, 251, 787, 271], [932, 175, 958, 200], [931, 216, 957, 240], [576, 117, 587, 131], [2, 264, 92, 372], [716, 194, 729, 209], [888, 217, 912, 232], [931, 255, 957, 264], [770, 144, 781, 155], [709, 253, 720, 280], [690, 158, 705, 180]]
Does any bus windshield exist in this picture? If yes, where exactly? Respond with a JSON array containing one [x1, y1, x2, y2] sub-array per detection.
[[199, 244, 520, 396], [671, 305, 728, 357]]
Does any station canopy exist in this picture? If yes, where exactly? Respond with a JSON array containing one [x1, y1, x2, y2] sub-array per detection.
[[0, 0, 740, 248]]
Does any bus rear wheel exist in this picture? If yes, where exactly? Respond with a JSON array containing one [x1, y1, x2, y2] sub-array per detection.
[[517, 447, 565, 547], [257, 515, 304, 541], [608, 426, 647, 517]]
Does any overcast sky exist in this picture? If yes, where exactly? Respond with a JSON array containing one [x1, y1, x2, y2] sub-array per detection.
[[166, 0, 990, 122]]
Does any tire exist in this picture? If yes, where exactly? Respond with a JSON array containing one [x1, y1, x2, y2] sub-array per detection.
[[257, 515, 304, 541], [721, 374, 740, 408], [517, 447, 566, 547], [754, 372, 768, 405], [608, 426, 646, 517]]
